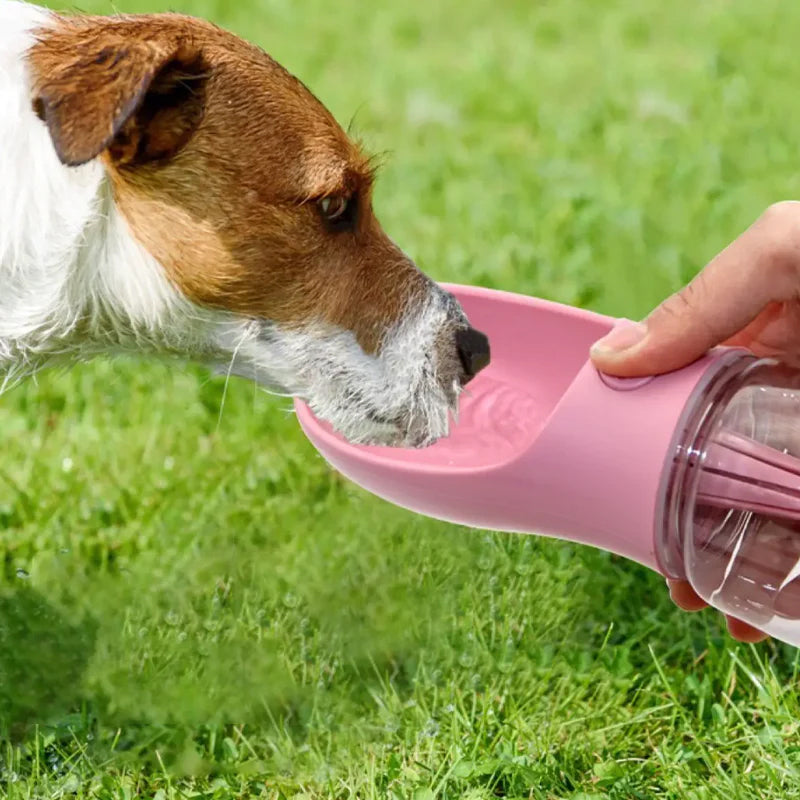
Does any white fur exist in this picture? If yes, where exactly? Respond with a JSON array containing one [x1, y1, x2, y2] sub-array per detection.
[[0, 0, 462, 446], [227, 291, 462, 446], [0, 0, 208, 377]]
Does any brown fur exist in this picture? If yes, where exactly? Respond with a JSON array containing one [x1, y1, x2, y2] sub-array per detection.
[[28, 13, 427, 352]]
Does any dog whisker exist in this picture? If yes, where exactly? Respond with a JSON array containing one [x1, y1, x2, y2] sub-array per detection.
[[216, 323, 250, 432]]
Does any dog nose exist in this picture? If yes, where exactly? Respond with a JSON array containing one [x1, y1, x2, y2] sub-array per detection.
[[455, 327, 490, 383]]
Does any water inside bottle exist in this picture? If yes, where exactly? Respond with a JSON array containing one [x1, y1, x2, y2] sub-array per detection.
[[684, 378, 800, 644]]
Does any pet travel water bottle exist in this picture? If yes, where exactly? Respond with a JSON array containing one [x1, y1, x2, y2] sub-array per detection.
[[295, 283, 800, 646]]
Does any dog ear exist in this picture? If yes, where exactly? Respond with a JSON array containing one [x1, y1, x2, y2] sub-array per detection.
[[28, 18, 209, 167]]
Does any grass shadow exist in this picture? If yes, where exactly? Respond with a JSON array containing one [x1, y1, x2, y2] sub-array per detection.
[[0, 582, 97, 740]]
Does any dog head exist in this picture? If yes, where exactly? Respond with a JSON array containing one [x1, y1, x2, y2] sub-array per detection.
[[27, 13, 489, 446]]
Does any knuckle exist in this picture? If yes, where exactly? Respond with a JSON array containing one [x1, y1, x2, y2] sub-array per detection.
[[660, 287, 694, 319], [656, 276, 719, 340], [664, 275, 706, 316]]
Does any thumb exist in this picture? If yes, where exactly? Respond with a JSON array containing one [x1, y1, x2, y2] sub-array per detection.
[[588, 275, 758, 377], [590, 204, 800, 377]]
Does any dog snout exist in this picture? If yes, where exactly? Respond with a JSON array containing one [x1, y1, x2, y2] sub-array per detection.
[[455, 326, 490, 384]]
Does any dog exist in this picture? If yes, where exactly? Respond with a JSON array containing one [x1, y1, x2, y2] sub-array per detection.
[[0, 0, 489, 447]]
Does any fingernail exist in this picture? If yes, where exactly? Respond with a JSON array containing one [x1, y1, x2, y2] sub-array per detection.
[[590, 322, 647, 356]]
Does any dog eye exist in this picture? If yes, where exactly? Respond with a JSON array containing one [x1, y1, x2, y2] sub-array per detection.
[[319, 195, 347, 219], [317, 194, 356, 230]]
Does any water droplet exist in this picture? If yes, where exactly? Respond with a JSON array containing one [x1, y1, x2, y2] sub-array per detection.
[[61, 456, 73, 473], [15, 568, 29, 579], [282, 592, 299, 609], [165, 610, 180, 626], [163, 456, 175, 471]]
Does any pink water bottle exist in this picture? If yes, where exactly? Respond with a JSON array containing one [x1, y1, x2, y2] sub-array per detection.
[[297, 283, 800, 647]]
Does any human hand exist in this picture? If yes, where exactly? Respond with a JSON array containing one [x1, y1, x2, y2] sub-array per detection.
[[590, 201, 800, 643]]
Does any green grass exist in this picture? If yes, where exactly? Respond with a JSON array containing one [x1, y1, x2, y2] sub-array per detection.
[[3, 0, 800, 796]]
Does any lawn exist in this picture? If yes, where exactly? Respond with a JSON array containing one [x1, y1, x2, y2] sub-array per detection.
[[3, 0, 800, 797]]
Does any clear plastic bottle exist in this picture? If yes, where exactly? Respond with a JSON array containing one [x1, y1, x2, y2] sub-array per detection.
[[658, 356, 800, 644]]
